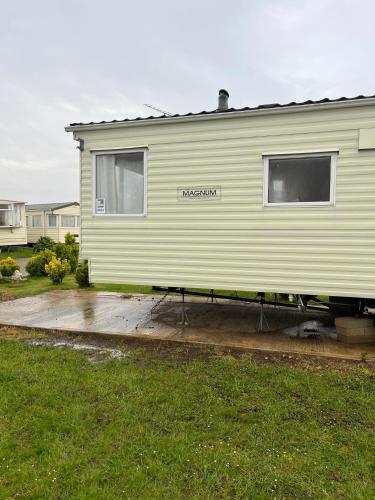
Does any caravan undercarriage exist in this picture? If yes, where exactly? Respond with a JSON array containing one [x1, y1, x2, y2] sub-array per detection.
[[152, 287, 373, 317]]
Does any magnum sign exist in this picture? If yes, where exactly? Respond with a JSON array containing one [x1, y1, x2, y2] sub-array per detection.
[[177, 186, 221, 201]]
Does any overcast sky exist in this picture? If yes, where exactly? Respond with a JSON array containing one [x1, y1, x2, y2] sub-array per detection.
[[1, 0, 375, 203]]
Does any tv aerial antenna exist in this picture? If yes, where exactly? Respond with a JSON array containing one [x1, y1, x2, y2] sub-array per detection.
[[144, 103, 173, 116]]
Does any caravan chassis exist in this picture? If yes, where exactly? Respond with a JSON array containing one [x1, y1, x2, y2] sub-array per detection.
[[152, 287, 371, 316]]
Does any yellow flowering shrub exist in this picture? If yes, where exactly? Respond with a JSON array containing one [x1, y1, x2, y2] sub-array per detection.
[[0, 257, 20, 277], [45, 257, 71, 284], [26, 249, 55, 276]]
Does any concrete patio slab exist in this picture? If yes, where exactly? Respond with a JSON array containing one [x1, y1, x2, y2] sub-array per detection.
[[0, 290, 374, 361]]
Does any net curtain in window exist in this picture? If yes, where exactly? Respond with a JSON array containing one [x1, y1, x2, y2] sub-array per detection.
[[96, 153, 144, 214]]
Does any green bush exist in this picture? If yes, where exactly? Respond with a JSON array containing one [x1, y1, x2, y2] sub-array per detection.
[[0, 257, 20, 277], [55, 242, 79, 273], [33, 236, 55, 254], [64, 232, 76, 245], [75, 260, 90, 287], [45, 257, 71, 284], [54, 243, 67, 259], [26, 249, 55, 277]]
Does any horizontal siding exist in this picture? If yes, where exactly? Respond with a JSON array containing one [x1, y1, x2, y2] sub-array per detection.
[[54, 205, 80, 216], [27, 228, 42, 244], [27, 227, 80, 244], [53, 228, 80, 243], [0, 205, 27, 246], [0, 227, 27, 246], [76, 104, 375, 298], [26, 209, 80, 243]]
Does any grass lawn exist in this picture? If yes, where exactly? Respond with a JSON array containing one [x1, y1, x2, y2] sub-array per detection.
[[0, 274, 156, 300], [0, 246, 33, 259], [0, 275, 78, 299], [0, 334, 374, 498]]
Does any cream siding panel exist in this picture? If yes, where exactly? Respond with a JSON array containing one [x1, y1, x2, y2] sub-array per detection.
[[45, 228, 62, 243], [54, 205, 80, 216], [54, 206, 80, 243], [359, 128, 375, 149], [27, 229, 42, 244], [26, 207, 80, 243], [0, 203, 27, 246], [0, 227, 27, 246], [26, 211, 46, 243], [76, 104, 375, 298]]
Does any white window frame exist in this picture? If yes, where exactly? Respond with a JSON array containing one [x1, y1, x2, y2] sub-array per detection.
[[47, 214, 58, 227], [0, 203, 23, 227], [0, 204, 14, 227], [60, 215, 78, 228], [31, 214, 42, 228], [263, 152, 337, 207], [92, 147, 148, 217]]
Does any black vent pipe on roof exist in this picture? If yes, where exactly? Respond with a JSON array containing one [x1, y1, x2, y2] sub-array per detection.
[[217, 89, 229, 111]]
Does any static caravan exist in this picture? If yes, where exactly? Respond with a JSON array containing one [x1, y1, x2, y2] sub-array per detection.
[[66, 91, 375, 312], [0, 200, 27, 248], [26, 202, 80, 244]]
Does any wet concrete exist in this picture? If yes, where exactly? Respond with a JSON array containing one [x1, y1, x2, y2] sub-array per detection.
[[0, 290, 374, 361]]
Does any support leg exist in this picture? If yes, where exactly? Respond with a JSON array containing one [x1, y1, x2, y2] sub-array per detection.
[[256, 294, 270, 333], [178, 288, 189, 326]]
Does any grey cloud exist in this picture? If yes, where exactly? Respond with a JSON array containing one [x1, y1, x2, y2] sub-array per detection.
[[0, 0, 374, 202]]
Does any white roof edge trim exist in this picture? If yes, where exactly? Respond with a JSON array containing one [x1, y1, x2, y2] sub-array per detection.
[[25, 203, 79, 212], [65, 98, 375, 133], [0, 200, 25, 204]]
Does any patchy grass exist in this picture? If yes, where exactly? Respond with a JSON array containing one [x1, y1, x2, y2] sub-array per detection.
[[0, 336, 374, 498], [0, 275, 158, 300], [0, 273, 253, 300], [0, 246, 33, 259], [94, 282, 155, 295], [0, 277, 290, 303], [0, 275, 79, 299]]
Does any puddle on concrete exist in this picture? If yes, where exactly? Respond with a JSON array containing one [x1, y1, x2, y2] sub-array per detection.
[[284, 320, 337, 340], [26, 338, 130, 363]]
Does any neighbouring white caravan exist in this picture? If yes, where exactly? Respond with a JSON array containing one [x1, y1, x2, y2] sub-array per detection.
[[26, 202, 80, 244], [66, 91, 375, 308], [0, 200, 27, 247]]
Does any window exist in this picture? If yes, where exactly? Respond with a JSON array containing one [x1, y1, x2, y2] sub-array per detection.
[[0, 204, 12, 226], [48, 214, 57, 227], [94, 149, 147, 215], [0, 204, 21, 227], [61, 215, 76, 227], [264, 153, 336, 206], [31, 215, 42, 227]]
